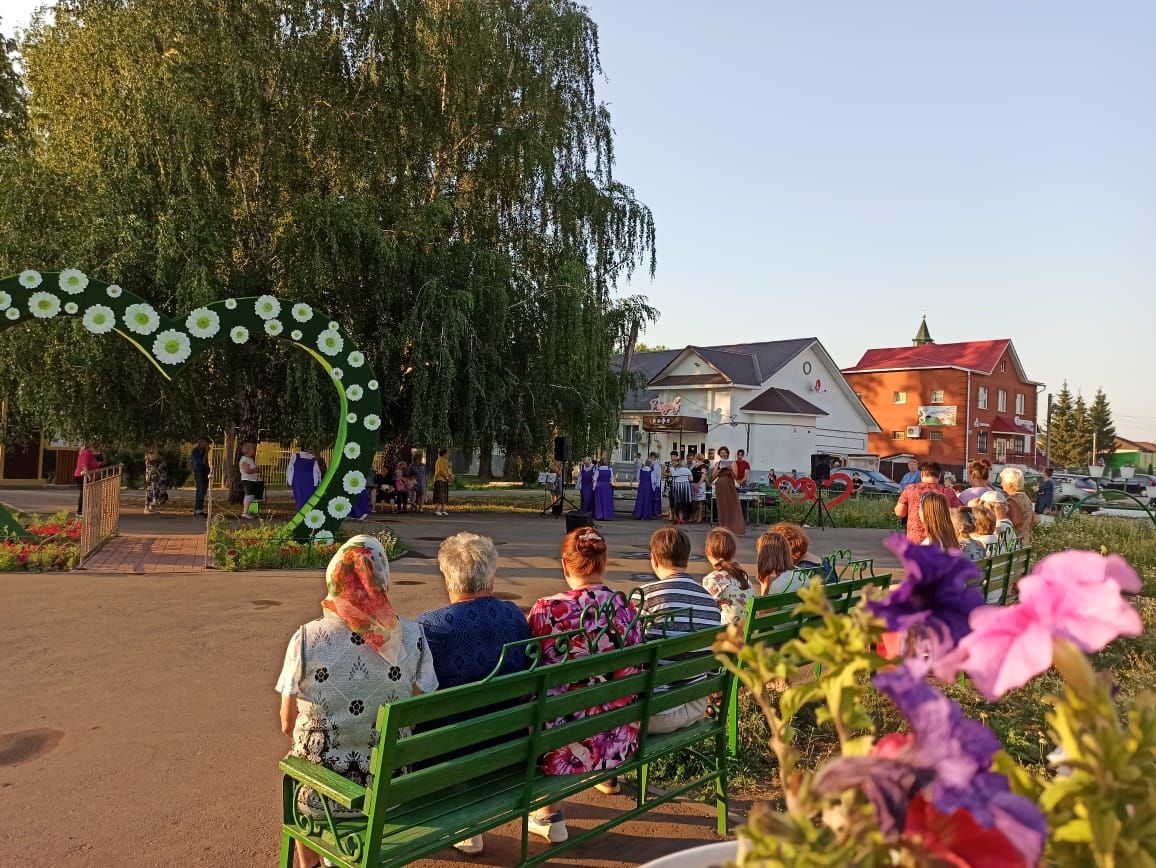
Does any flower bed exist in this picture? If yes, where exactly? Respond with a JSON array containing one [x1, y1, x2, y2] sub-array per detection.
[[0, 511, 82, 572], [208, 520, 405, 571]]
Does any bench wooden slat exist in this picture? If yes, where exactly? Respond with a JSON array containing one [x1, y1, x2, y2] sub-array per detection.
[[278, 755, 367, 810]]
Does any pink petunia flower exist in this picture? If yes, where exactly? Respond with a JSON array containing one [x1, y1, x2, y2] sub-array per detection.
[[936, 551, 1142, 700]]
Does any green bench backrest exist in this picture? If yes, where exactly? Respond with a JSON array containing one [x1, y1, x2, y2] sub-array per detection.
[[742, 573, 893, 647], [969, 547, 1032, 605]]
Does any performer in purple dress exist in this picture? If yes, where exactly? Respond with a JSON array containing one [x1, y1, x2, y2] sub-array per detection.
[[578, 457, 596, 515], [286, 450, 322, 511], [632, 459, 658, 519], [593, 456, 615, 521]]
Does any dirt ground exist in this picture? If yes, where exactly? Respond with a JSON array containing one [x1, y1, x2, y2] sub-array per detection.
[[1, 494, 898, 866]]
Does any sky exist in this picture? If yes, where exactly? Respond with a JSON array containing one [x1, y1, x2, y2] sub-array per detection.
[[3, 1, 1155, 438]]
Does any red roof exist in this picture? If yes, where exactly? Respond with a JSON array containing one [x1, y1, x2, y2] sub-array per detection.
[[844, 339, 1011, 375], [991, 415, 1034, 436]]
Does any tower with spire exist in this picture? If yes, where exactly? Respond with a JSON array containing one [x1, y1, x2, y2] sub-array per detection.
[[912, 314, 933, 347]]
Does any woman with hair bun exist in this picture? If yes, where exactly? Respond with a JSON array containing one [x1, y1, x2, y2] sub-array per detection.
[[525, 527, 644, 844], [959, 458, 994, 505]]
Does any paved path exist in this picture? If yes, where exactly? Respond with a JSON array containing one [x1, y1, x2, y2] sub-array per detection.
[[80, 532, 208, 573]]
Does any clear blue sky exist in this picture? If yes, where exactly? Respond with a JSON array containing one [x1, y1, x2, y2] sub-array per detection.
[[4, 1, 1155, 438]]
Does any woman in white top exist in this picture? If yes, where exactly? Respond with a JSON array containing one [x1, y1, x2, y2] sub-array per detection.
[[668, 458, 693, 524], [755, 531, 797, 595], [238, 442, 261, 519]]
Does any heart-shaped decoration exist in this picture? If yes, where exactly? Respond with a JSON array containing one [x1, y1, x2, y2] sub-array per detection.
[[773, 474, 817, 503], [0, 270, 381, 542], [824, 471, 855, 509]]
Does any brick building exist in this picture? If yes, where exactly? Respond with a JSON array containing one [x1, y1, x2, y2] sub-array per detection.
[[842, 318, 1042, 479]]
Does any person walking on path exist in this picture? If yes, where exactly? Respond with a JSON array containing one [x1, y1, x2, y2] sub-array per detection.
[[712, 446, 746, 536], [894, 461, 961, 543], [432, 447, 453, 516], [144, 444, 169, 514], [286, 448, 322, 511], [190, 438, 211, 516], [239, 442, 261, 518], [593, 453, 616, 521], [73, 440, 103, 516]]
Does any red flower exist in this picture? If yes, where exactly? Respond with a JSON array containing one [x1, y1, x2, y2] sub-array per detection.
[[903, 793, 1027, 868]]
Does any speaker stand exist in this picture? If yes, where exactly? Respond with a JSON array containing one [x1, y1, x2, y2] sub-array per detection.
[[801, 490, 837, 530]]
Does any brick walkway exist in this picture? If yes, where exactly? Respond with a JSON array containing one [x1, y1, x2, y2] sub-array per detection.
[[80, 533, 208, 573]]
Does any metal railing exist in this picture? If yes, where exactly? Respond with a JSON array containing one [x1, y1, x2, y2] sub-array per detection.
[[78, 464, 122, 568]]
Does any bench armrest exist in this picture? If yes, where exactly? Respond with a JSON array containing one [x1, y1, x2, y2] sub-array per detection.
[[279, 755, 366, 811]]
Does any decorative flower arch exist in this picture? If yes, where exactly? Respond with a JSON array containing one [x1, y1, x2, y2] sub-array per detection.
[[0, 270, 381, 541]]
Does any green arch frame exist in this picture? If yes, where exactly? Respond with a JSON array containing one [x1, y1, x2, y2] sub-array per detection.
[[0, 269, 382, 541]]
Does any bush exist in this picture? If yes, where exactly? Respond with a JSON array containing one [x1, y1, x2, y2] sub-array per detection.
[[208, 520, 406, 571], [0, 510, 81, 572]]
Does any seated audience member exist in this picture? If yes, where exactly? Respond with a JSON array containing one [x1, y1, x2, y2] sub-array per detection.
[[526, 528, 644, 845], [770, 522, 837, 583], [755, 531, 797, 595], [919, 491, 959, 551], [950, 508, 987, 561], [998, 467, 1036, 545], [275, 536, 437, 868], [702, 527, 753, 626], [980, 490, 1018, 544], [894, 461, 962, 543], [639, 527, 721, 735], [416, 532, 530, 855], [959, 458, 995, 505], [970, 504, 1000, 551], [371, 464, 393, 512]]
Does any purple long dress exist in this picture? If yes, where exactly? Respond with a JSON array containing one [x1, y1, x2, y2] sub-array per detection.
[[351, 488, 372, 519], [594, 465, 615, 521], [579, 464, 596, 515], [632, 464, 658, 519], [289, 453, 320, 510]]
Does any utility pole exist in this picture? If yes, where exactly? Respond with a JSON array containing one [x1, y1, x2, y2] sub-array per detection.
[[1045, 392, 1053, 466]]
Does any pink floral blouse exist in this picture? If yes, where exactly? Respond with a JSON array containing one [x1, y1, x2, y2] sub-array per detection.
[[527, 584, 644, 775]]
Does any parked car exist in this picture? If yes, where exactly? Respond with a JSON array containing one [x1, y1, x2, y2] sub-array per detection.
[[1052, 473, 1102, 505], [1101, 474, 1156, 505], [827, 467, 901, 496]]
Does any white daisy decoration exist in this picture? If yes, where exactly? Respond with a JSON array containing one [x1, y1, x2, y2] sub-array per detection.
[[230, 325, 249, 344], [316, 328, 344, 356], [342, 470, 367, 495], [327, 497, 352, 520], [58, 268, 89, 294], [328, 321, 340, 331], [82, 305, 116, 334], [330, 367, 344, 381], [346, 350, 365, 368], [343, 442, 361, 460], [224, 298, 238, 310], [152, 329, 192, 365], [290, 329, 303, 341], [363, 414, 382, 432], [346, 412, 358, 424], [291, 303, 313, 323], [185, 307, 220, 339], [0, 290, 11, 310], [5, 308, 19, 321], [367, 379, 379, 391], [303, 509, 326, 529], [106, 284, 123, 298], [28, 291, 61, 318], [264, 319, 283, 336], [18, 270, 42, 288], [64, 302, 79, 315], [345, 384, 364, 402], [313, 530, 335, 545], [255, 295, 281, 320], [123, 302, 160, 335]]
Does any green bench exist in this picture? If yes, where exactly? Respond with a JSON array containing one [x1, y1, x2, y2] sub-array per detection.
[[278, 603, 733, 867], [969, 546, 1032, 605], [725, 572, 894, 756]]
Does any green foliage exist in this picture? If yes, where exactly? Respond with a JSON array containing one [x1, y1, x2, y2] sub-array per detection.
[[0, 18, 25, 149], [1048, 382, 1084, 470], [0, 0, 656, 467], [1088, 388, 1117, 464], [0, 509, 80, 571], [208, 520, 404, 571]]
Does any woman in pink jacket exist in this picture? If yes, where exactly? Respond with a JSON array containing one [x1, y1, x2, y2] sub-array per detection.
[[74, 441, 103, 516]]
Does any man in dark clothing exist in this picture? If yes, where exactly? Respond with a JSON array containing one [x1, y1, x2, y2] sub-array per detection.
[[190, 438, 211, 516], [1035, 467, 1055, 515]]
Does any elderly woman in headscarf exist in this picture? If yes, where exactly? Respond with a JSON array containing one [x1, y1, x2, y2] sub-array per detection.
[[275, 535, 437, 868]]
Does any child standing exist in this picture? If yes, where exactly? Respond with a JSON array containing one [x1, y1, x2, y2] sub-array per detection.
[[702, 528, 752, 626], [409, 451, 428, 512]]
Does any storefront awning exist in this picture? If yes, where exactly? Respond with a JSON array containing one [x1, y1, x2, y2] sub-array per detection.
[[642, 414, 709, 434], [991, 415, 1035, 437]]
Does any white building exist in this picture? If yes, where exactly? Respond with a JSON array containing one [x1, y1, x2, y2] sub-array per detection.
[[616, 339, 880, 479]]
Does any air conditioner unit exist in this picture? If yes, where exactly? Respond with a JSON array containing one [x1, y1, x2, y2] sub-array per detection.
[[906, 426, 922, 439]]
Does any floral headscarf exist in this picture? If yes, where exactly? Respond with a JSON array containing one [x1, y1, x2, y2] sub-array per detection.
[[322, 535, 402, 663]]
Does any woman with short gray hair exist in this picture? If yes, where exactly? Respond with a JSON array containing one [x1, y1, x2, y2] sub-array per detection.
[[998, 467, 1036, 545], [435, 531, 500, 596]]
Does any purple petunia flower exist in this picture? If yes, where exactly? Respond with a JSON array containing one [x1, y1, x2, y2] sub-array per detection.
[[869, 535, 984, 658]]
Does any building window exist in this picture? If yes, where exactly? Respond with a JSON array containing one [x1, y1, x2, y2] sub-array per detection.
[[977, 432, 988, 454], [1015, 437, 1026, 456], [977, 387, 988, 410], [893, 391, 907, 404], [1015, 393, 1025, 415], [619, 424, 640, 462], [929, 430, 944, 441], [998, 390, 1007, 412], [891, 430, 906, 441], [930, 390, 945, 404], [1001, 361, 1007, 372]]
